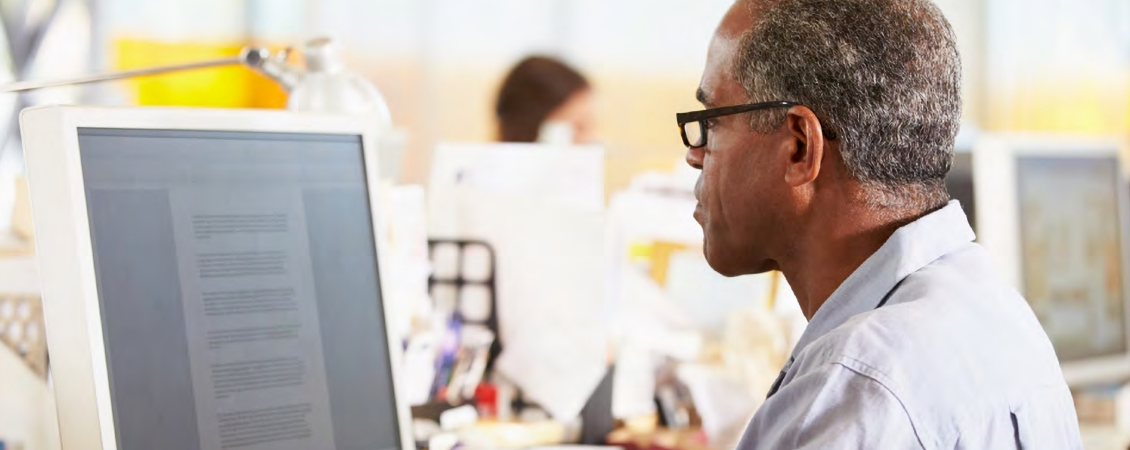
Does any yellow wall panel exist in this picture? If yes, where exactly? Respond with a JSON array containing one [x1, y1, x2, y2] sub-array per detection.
[[985, 80, 1130, 135], [114, 38, 287, 109]]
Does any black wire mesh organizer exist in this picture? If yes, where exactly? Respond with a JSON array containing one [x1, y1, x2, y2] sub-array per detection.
[[426, 239, 502, 369]]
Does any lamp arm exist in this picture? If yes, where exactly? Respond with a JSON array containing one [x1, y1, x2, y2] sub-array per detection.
[[0, 48, 275, 93]]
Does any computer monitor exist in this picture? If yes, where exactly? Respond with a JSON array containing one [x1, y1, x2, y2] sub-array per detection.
[[974, 134, 1130, 386], [20, 106, 413, 450], [945, 150, 976, 233]]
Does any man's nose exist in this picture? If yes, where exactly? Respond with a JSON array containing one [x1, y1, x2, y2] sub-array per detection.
[[686, 147, 704, 170]]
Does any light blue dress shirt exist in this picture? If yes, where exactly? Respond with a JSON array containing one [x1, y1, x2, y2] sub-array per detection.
[[738, 201, 1082, 449]]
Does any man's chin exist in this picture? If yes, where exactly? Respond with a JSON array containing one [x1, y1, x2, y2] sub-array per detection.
[[704, 245, 773, 277], [703, 250, 746, 277]]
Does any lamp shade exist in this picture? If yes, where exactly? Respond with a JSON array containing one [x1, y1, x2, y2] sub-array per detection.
[[286, 38, 392, 126]]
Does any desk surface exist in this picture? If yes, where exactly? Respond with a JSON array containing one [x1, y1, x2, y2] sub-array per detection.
[[1081, 425, 1130, 450]]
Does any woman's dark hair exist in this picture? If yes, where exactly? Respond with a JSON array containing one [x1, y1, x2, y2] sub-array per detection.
[[495, 56, 590, 143]]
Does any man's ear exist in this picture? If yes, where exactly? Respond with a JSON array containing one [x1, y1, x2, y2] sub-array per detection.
[[783, 106, 827, 187]]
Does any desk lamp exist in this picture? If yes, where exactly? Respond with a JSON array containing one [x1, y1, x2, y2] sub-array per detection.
[[1, 37, 403, 180], [2, 37, 390, 121]]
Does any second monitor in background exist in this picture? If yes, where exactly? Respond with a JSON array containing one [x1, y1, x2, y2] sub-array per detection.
[[945, 151, 977, 233], [974, 135, 1130, 386]]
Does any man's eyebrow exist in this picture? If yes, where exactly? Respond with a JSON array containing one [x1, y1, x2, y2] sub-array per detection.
[[696, 88, 713, 107]]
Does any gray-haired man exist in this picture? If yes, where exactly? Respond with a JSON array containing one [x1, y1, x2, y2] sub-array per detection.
[[680, 0, 1082, 448]]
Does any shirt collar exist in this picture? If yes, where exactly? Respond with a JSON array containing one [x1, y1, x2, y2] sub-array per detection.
[[789, 200, 976, 359]]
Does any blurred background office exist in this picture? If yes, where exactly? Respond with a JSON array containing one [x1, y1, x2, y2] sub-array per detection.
[[4, 0, 1114, 211], [6, 0, 1127, 214], [5, 0, 1130, 449]]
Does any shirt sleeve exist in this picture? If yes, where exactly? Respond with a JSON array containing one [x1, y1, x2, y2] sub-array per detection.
[[738, 362, 925, 450]]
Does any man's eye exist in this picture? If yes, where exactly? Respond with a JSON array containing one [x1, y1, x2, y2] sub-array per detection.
[[704, 119, 717, 129]]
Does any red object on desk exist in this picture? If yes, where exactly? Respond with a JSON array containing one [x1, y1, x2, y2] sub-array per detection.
[[475, 383, 498, 419]]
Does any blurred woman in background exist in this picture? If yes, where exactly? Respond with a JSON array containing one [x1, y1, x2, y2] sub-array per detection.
[[495, 56, 596, 144]]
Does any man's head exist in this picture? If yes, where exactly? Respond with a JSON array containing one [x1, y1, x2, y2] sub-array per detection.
[[687, 0, 961, 276]]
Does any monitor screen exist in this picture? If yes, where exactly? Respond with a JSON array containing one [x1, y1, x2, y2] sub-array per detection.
[[1016, 155, 1128, 362], [77, 128, 401, 450]]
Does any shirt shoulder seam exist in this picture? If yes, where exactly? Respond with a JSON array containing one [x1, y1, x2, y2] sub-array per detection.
[[831, 357, 933, 449]]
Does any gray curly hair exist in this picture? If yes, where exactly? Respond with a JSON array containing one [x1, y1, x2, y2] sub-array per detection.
[[736, 0, 962, 210]]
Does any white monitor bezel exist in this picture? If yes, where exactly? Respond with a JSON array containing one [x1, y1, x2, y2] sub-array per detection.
[[19, 105, 414, 450], [973, 133, 1130, 386]]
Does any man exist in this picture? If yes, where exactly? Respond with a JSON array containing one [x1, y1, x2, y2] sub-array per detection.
[[680, 0, 1082, 448]]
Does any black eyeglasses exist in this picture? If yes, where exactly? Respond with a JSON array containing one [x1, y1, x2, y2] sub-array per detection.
[[676, 101, 836, 148]]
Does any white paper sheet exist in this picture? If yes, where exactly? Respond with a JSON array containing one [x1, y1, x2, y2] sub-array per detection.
[[381, 184, 433, 340], [665, 251, 774, 330], [429, 143, 604, 237], [428, 143, 609, 421], [170, 188, 336, 450], [676, 364, 759, 448], [459, 191, 609, 422]]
